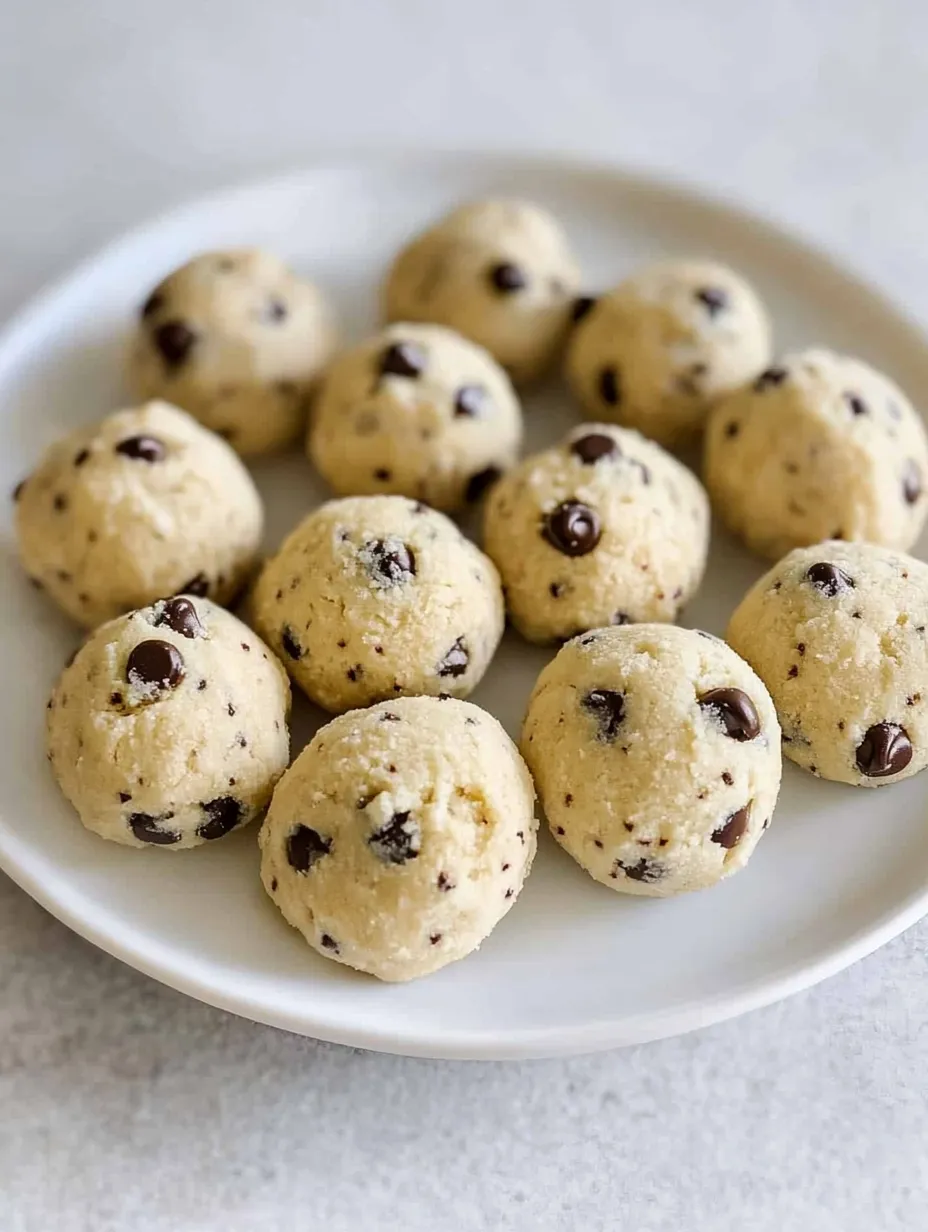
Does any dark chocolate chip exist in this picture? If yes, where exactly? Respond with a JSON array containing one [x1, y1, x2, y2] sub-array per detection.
[[543, 501, 601, 556], [115, 435, 166, 463], [368, 811, 420, 864], [844, 391, 867, 416], [806, 561, 854, 596], [109, 691, 123, 706], [320, 934, 339, 952], [53, 494, 68, 512], [598, 366, 620, 406], [570, 432, 618, 464], [154, 596, 204, 639], [614, 857, 663, 883], [197, 796, 243, 840], [698, 688, 761, 741], [118, 791, 132, 803], [141, 290, 164, 319], [74, 448, 90, 467], [754, 366, 788, 391], [712, 805, 750, 849], [364, 538, 416, 586], [281, 625, 303, 660], [695, 286, 728, 316], [903, 460, 922, 505], [373, 467, 392, 481], [465, 466, 502, 503], [488, 262, 526, 293], [286, 825, 333, 872], [454, 385, 486, 418], [549, 581, 565, 598], [154, 320, 197, 368], [582, 689, 626, 742], [126, 639, 185, 691], [855, 722, 913, 778], [182, 572, 210, 597], [437, 871, 454, 891], [129, 812, 180, 845], [429, 933, 442, 945], [380, 341, 426, 378], [436, 637, 469, 678], [571, 295, 597, 323], [724, 421, 740, 439]]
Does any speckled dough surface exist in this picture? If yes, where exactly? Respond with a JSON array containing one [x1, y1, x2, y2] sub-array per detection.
[[14, 402, 263, 627], [565, 260, 771, 447], [704, 349, 928, 559], [382, 199, 581, 384], [482, 424, 710, 643], [260, 696, 537, 981], [521, 624, 781, 896], [308, 322, 522, 511], [46, 596, 290, 849], [251, 495, 504, 712], [727, 540, 928, 785], [129, 249, 337, 455]]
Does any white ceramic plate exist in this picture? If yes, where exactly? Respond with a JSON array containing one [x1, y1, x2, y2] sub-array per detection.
[[3, 154, 928, 1060]]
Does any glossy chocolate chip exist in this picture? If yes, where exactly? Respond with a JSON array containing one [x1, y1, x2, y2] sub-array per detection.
[[806, 561, 854, 596], [197, 796, 242, 840], [711, 805, 750, 849], [453, 385, 485, 418], [570, 432, 618, 464], [571, 295, 597, 323], [465, 466, 502, 502], [368, 811, 421, 864], [320, 934, 339, 951], [154, 596, 204, 639], [543, 501, 602, 556], [281, 625, 304, 660], [582, 689, 626, 741], [129, 812, 180, 845], [287, 824, 333, 871], [488, 262, 526, 293], [904, 460, 923, 505], [436, 637, 469, 678], [598, 366, 620, 406], [182, 572, 210, 597], [115, 435, 166, 463], [856, 722, 913, 778], [844, 391, 867, 416], [754, 366, 788, 391], [698, 688, 761, 741], [141, 290, 164, 319], [126, 639, 185, 691], [364, 538, 416, 586], [153, 320, 197, 368], [614, 857, 663, 883], [379, 341, 426, 378]]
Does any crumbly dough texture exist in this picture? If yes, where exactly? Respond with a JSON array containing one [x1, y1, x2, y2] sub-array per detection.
[[521, 624, 781, 896], [727, 540, 928, 785], [565, 260, 772, 447], [260, 696, 537, 981], [251, 495, 504, 712], [46, 597, 290, 848], [382, 200, 581, 384], [308, 322, 522, 511], [129, 249, 337, 455], [14, 401, 263, 628], [482, 423, 710, 643], [704, 349, 928, 559]]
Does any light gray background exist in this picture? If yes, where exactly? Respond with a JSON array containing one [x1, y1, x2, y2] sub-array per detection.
[[2, 2, 927, 1229]]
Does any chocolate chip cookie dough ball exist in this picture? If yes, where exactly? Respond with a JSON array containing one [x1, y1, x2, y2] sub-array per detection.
[[129, 249, 337, 455], [14, 402, 263, 627], [565, 260, 771, 447], [521, 625, 781, 896], [308, 323, 522, 511], [705, 350, 928, 559], [728, 541, 928, 786], [260, 696, 537, 981], [482, 424, 710, 644], [251, 496, 504, 712], [46, 596, 290, 849], [382, 200, 581, 384]]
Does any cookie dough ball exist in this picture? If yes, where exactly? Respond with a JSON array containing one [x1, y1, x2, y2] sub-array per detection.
[[382, 200, 581, 384], [308, 323, 522, 511], [260, 696, 537, 981], [46, 596, 290, 848], [728, 540, 928, 785], [565, 260, 772, 447], [129, 249, 337, 455], [14, 402, 263, 627], [522, 625, 781, 896], [483, 424, 710, 643], [705, 350, 928, 559], [252, 495, 504, 712]]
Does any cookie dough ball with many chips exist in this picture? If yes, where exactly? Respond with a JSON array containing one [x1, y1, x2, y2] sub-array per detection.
[[252, 495, 504, 713], [308, 322, 522, 511], [727, 540, 928, 785], [521, 624, 781, 896], [705, 350, 928, 559], [483, 424, 710, 643], [46, 596, 290, 849], [129, 249, 337, 455], [14, 401, 263, 628], [383, 200, 581, 384], [565, 260, 771, 447], [260, 696, 537, 981]]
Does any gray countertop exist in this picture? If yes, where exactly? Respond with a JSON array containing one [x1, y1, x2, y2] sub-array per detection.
[[2, 2, 928, 1228]]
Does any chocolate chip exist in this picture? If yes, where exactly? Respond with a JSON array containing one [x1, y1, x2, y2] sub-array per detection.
[[281, 625, 303, 660], [129, 812, 180, 845], [320, 934, 339, 951], [74, 448, 90, 467], [598, 366, 620, 406], [611, 611, 632, 626], [115, 435, 166, 463], [380, 341, 426, 378], [724, 421, 740, 439], [437, 871, 454, 891], [754, 366, 788, 391], [53, 494, 67, 512], [787, 665, 799, 679], [570, 432, 618, 464], [698, 688, 760, 741], [430, 933, 442, 945], [346, 666, 362, 682], [369, 811, 420, 864], [153, 320, 197, 368], [381, 711, 401, 722], [454, 385, 485, 417], [118, 791, 132, 803], [543, 501, 601, 556], [549, 581, 565, 598], [571, 295, 597, 323], [364, 538, 416, 586], [286, 825, 333, 872], [182, 572, 210, 597], [197, 797, 242, 840], [613, 858, 663, 883], [109, 692, 123, 706], [695, 286, 728, 316], [904, 460, 922, 505], [465, 466, 501, 502], [721, 771, 734, 786], [264, 298, 288, 322], [806, 561, 854, 596], [582, 689, 625, 741], [126, 640, 185, 691], [437, 637, 469, 678], [488, 262, 526, 293], [154, 596, 204, 639], [712, 805, 750, 849], [141, 290, 164, 318], [856, 722, 913, 778], [844, 391, 867, 416], [373, 467, 392, 481]]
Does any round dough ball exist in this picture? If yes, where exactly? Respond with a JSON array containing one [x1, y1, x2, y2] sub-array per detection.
[[382, 200, 581, 384], [521, 624, 781, 896], [14, 401, 263, 628], [727, 540, 928, 785], [565, 259, 771, 447], [704, 349, 928, 559], [46, 596, 290, 849], [482, 423, 710, 643], [308, 322, 522, 511], [260, 696, 537, 981], [129, 249, 337, 455], [252, 495, 504, 712]]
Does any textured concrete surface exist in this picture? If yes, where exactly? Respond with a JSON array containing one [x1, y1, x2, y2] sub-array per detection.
[[2, 1, 928, 1228]]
